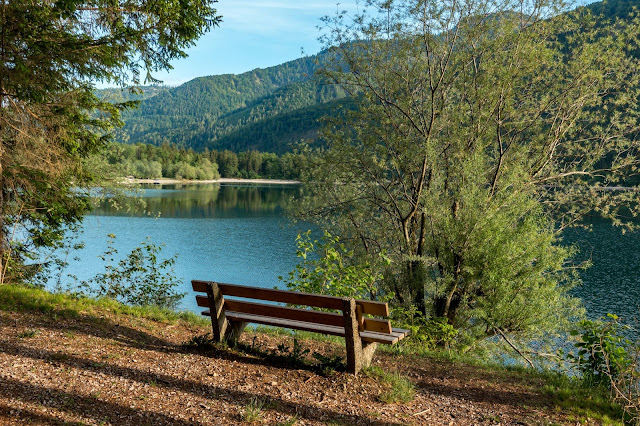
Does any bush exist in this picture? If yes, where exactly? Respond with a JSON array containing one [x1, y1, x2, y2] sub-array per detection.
[[562, 314, 640, 424], [392, 305, 458, 349], [77, 234, 184, 309], [565, 314, 631, 388], [280, 230, 392, 302]]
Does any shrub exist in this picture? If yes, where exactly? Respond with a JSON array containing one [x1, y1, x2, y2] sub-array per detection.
[[77, 234, 184, 309], [565, 314, 631, 388], [280, 230, 392, 302]]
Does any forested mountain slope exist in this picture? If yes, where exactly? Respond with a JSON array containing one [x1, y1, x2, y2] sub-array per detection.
[[106, 53, 344, 154], [105, 0, 635, 155]]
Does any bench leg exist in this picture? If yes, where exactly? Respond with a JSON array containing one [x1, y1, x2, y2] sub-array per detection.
[[225, 321, 248, 347], [206, 282, 229, 342], [343, 298, 376, 374], [361, 342, 378, 368]]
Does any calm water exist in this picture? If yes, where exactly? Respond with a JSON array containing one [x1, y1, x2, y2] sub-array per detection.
[[59, 183, 640, 320], [59, 184, 310, 312], [564, 219, 640, 321]]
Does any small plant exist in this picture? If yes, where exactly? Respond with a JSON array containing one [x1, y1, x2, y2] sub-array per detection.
[[77, 234, 184, 309], [243, 397, 264, 423], [366, 366, 415, 404], [312, 352, 345, 375], [183, 333, 218, 350], [17, 329, 40, 338], [274, 338, 310, 364], [275, 415, 298, 426], [564, 314, 631, 387]]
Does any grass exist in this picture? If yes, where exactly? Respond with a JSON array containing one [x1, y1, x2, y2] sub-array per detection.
[[17, 329, 40, 338], [542, 374, 625, 425], [365, 366, 415, 404], [0, 283, 208, 327], [242, 397, 264, 423]]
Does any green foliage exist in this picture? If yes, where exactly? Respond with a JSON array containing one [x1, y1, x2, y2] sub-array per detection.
[[393, 306, 458, 350], [17, 329, 40, 339], [274, 338, 311, 363], [77, 234, 184, 309], [182, 333, 220, 351], [0, 0, 219, 283], [91, 141, 306, 181], [280, 230, 391, 302], [110, 56, 347, 154], [564, 314, 632, 387], [242, 398, 265, 423], [0, 283, 206, 326], [296, 0, 640, 342], [311, 352, 345, 375]]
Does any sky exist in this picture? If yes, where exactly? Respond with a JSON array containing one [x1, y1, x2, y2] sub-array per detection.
[[153, 1, 358, 86], [153, 0, 594, 87]]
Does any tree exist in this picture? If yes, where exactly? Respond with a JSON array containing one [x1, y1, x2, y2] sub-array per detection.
[[300, 0, 640, 341], [0, 0, 220, 282]]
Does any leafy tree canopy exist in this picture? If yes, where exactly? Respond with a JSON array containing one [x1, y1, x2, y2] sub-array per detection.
[[0, 0, 220, 282], [297, 0, 640, 343]]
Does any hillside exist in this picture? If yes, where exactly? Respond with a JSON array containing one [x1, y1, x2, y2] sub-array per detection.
[[0, 285, 617, 425], [106, 54, 344, 154], [103, 0, 635, 155]]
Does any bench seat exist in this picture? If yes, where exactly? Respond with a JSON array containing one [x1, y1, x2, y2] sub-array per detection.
[[201, 308, 410, 344]]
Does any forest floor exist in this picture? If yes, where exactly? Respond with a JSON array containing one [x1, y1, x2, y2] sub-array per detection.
[[0, 291, 619, 425]]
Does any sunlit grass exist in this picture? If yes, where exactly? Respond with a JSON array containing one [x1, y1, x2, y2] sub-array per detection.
[[0, 283, 208, 326]]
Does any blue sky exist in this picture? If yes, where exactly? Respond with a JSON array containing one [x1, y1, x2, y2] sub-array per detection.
[[153, 0, 594, 87], [153, 1, 356, 86]]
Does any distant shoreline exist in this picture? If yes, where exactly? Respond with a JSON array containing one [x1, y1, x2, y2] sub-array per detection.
[[122, 177, 301, 185]]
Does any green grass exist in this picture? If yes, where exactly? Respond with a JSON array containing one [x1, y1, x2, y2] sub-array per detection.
[[365, 366, 415, 404], [17, 329, 40, 338], [0, 283, 208, 326], [542, 374, 625, 425], [242, 397, 264, 423]]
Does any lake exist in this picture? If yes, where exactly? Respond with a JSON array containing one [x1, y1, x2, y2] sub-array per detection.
[[58, 183, 640, 321], [58, 184, 310, 312]]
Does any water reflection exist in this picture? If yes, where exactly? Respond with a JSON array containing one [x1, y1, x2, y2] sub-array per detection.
[[92, 184, 304, 218], [60, 183, 309, 312]]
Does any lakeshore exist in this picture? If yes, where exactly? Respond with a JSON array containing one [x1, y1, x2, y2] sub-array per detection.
[[122, 177, 301, 185]]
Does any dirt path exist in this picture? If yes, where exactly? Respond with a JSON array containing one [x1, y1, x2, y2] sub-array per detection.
[[0, 309, 589, 425]]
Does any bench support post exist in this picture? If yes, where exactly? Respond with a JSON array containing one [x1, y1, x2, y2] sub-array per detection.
[[343, 298, 377, 374], [206, 282, 228, 342], [225, 321, 248, 347]]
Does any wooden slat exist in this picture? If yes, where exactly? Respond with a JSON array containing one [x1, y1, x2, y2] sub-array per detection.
[[197, 295, 392, 334], [391, 327, 411, 341], [364, 318, 392, 334], [224, 299, 345, 327], [360, 330, 398, 345], [226, 311, 347, 337], [192, 280, 389, 316], [196, 294, 210, 308], [199, 310, 398, 344]]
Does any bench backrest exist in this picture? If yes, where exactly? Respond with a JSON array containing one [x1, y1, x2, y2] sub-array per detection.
[[192, 280, 392, 334]]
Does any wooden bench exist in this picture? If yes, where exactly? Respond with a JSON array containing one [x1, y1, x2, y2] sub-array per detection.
[[192, 280, 410, 374]]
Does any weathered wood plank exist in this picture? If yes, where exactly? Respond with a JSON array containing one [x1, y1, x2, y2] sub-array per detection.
[[198, 309, 398, 344], [192, 280, 389, 316], [224, 299, 345, 327], [196, 295, 392, 333]]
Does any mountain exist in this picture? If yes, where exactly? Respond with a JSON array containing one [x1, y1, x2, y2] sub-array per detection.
[[105, 53, 345, 154], [104, 0, 635, 155]]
